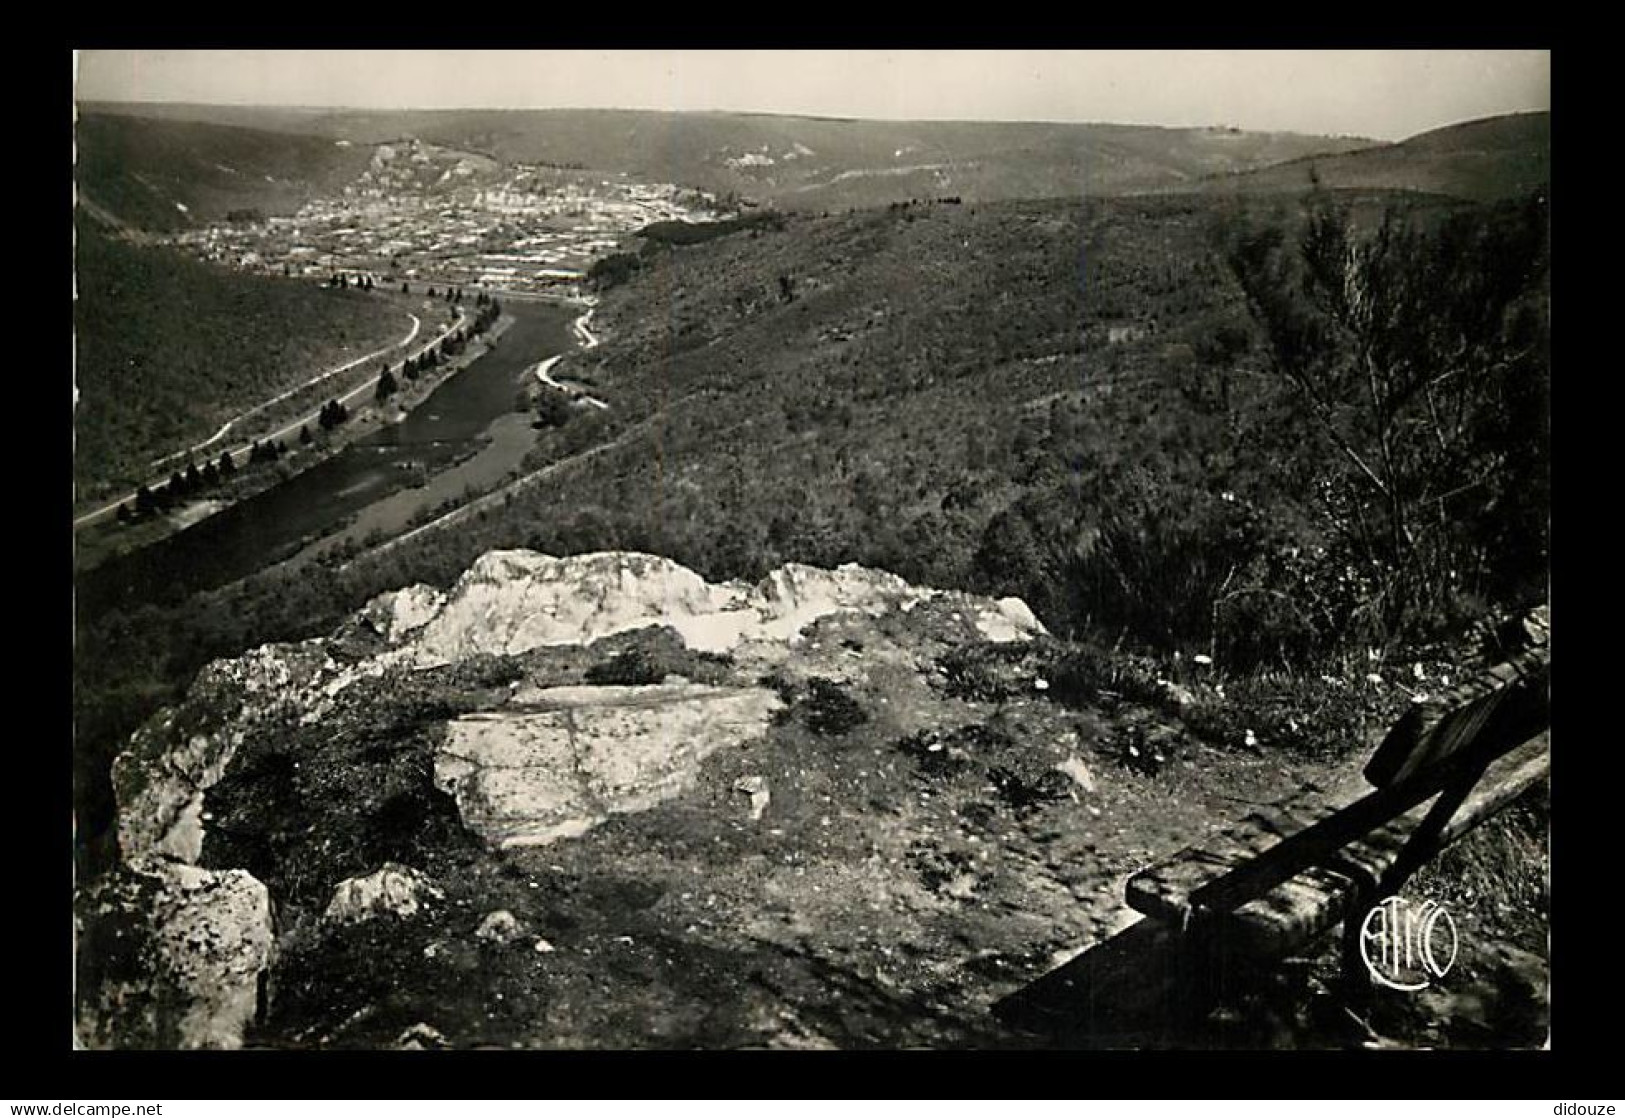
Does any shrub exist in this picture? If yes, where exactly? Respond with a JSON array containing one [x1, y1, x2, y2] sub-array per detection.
[[584, 649, 667, 687], [764, 675, 869, 736]]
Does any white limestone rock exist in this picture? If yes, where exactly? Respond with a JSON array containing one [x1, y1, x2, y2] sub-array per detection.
[[324, 863, 446, 925], [74, 856, 273, 1050], [435, 681, 784, 848]]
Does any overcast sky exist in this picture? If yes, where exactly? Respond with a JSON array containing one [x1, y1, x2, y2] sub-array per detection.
[[74, 50, 1550, 142]]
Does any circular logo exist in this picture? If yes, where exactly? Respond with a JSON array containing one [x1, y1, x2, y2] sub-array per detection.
[[1358, 895, 1458, 992]]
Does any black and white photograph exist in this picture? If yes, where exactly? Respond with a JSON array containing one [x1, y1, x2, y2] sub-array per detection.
[[70, 48, 1551, 1054]]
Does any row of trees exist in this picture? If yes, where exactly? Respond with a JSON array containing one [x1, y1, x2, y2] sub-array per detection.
[[119, 450, 238, 521], [398, 282, 498, 307], [317, 398, 351, 430], [117, 416, 340, 523], [119, 294, 510, 526], [373, 298, 498, 399], [119, 441, 297, 522]]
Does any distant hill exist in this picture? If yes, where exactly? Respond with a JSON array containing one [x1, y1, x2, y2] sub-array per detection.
[[77, 103, 1379, 217], [75, 112, 374, 231], [1200, 112, 1549, 202]]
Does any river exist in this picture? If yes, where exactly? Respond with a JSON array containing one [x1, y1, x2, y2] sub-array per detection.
[[76, 298, 576, 621]]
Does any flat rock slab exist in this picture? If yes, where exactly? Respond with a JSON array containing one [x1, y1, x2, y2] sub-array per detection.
[[435, 681, 784, 848]]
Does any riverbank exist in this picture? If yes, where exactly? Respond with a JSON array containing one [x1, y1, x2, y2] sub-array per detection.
[[73, 309, 512, 577], [74, 299, 576, 623], [278, 304, 600, 573], [73, 289, 435, 527]]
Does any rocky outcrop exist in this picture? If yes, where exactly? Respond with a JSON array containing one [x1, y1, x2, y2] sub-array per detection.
[[112, 642, 337, 863], [374, 551, 1047, 668], [394, 551, 727, 664], [435, 681, 784, 847], [74, 856, 273, 1050], [360, 583, 446, 644], [111, 550, 1046, 865], [90, 549, 1050, 1048], [474, 910, 524, 944]]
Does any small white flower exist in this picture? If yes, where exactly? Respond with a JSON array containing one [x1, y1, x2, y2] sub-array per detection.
[[1244, 729, 1258, 748], [1413, 663, 1426, 681], [1034, 678, 1050, 691], [1193, 654, 1213, 666]]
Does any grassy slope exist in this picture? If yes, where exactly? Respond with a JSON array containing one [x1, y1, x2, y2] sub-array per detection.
[[1200, 112, 1550, 203], [74, 221, 410, 498], [328, 185, 1544, 663], [71, 185, 1547, 818], [56, 193, 1303, 876]]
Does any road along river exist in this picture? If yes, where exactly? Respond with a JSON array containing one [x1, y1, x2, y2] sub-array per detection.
[[76, 298, 577, 621]]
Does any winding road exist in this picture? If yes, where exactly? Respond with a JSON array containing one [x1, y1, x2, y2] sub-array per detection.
[[74, 308, 469, 531], [145, 313, 425, 472], [533, 355, 609, 411]]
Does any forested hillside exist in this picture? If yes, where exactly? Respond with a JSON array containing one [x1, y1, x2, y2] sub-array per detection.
[[343, 189, 1548, 668], [74, 220, 409, 500], [82, 187, 1546, 672]]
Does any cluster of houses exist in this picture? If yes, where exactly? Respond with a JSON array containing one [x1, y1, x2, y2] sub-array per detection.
[[163, 146, 722, 298]]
